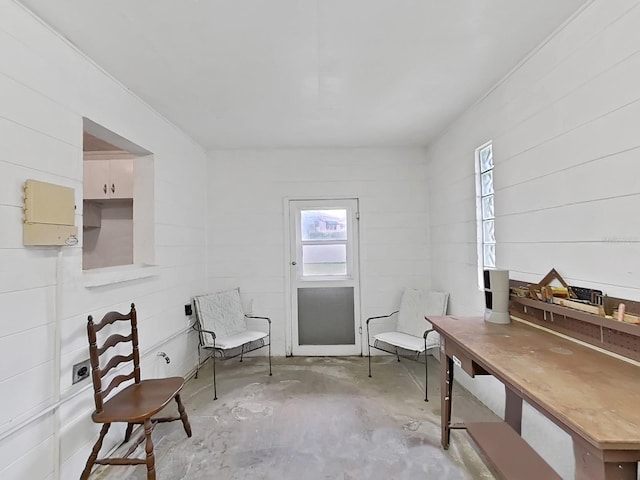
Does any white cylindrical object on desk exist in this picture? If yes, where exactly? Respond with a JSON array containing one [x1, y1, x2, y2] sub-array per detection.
[[483, 269, 510, 324]]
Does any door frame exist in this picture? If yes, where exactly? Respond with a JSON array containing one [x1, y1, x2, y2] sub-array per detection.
[[283, 197, 362, 356]]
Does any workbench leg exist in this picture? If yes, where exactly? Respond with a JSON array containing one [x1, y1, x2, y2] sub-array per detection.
[[441, 350, 454, 450], [573, 441, 637, 480], [504, 385, 523, 434]]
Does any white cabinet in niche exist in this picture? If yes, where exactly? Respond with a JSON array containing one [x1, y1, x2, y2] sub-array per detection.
[[84, 159, 134, 199]]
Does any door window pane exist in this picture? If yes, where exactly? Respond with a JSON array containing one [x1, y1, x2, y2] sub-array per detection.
[[301, 210, 347, 241], [302, 244, 347, 276]]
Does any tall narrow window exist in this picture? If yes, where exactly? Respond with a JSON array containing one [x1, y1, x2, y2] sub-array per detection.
[[476, 142, 495, 285]]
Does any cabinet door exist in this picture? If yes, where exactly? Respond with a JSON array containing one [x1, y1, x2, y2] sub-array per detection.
[[109, 159, 134, 198], [83, 160, 110, 199]]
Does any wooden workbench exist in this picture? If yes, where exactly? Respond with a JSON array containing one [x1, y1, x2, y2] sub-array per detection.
[[428, 315, 640, 480]]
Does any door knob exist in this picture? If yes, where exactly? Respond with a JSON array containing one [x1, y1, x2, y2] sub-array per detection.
[[291, 261, 297, 265]]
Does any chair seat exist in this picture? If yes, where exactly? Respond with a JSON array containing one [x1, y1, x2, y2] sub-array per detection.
[[92, 377, 185, 424], [374, 331, 440, 352], [214, 330, 268, 349]]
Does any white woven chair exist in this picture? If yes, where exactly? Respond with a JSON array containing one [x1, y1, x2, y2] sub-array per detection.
[[193, 288, 272, 399], [366, 289, 449, 401]]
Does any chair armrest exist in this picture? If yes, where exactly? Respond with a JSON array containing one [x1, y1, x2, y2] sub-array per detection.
[[245, 314, 271, 324], [423, 328, 435, 339], [191, 322, 216, 339], [366, 310, 399, 325]]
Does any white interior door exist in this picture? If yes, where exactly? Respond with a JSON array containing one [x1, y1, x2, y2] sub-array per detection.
[[288, 199, 361, 356]]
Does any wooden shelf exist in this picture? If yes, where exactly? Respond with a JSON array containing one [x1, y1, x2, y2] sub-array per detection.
[[512, 296, 640, 336], [466, 422, 561, 480], [510, 296, 640, 362]]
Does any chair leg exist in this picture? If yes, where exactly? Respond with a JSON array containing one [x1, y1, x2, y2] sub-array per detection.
[[424, 337, 429, 402], [143, 419, 156, 480], [80, 423, 110, 480], [396, 347, 401, 362], [212, 351, 218, 401], [239, 344, 244, 362], [174, 393, 192, 437], [367, 322, 372, 378], [195, 343, 202, 379], [268, 326, 272, 376], [124, 422, 134, 443]]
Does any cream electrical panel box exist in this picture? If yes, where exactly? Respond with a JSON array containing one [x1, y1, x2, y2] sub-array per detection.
[[24, 179, 78, 246]]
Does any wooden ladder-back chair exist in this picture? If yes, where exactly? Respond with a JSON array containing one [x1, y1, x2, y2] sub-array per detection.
[[366, 289, 449, 401], [81, 304, 192, 480]]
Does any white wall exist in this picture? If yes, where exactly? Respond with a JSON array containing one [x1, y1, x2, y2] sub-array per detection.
[[426, 0, 640, 478], [206, 148, 431, 355], [0, 1, 208, 479]]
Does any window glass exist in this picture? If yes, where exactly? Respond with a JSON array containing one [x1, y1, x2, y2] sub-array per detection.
[[483, 244, 496, 269], [483, 220, 495, 244], [479, 144, 493, 172], [482, 195, 494, 220], [302, 245, 347, 276], [481, 171, 494, 196], [301, 210, 347, 241], [477, 141, 496, 278]]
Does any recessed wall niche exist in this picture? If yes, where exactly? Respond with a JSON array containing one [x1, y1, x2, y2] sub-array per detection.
[[82, 118, 155, 271]]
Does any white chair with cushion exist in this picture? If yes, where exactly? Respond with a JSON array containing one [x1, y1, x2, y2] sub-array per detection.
[[366, 289, 449, 401], [193, 288, 272, 399]]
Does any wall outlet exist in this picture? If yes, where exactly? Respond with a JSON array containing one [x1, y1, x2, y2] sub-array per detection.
[[72, 359, 91, 384], [184, 304, 192, 316]]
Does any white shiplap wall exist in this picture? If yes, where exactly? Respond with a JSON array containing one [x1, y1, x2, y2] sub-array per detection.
[[0, 1, 208, 479], [206, 148, 431, 355], [426, 0, 640, 478]]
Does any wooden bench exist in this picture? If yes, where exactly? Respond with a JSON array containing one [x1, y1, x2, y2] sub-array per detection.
[[466, 422, 561, 480]]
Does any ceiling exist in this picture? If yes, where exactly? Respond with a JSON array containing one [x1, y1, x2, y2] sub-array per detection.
[[19, 0, 590, 150]]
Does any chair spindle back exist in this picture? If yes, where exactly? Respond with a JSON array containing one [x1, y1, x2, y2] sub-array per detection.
[[87, 303, 141, 412]]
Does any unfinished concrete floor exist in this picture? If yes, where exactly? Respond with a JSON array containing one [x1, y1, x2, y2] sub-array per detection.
[[94, 356, 498, 480]]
